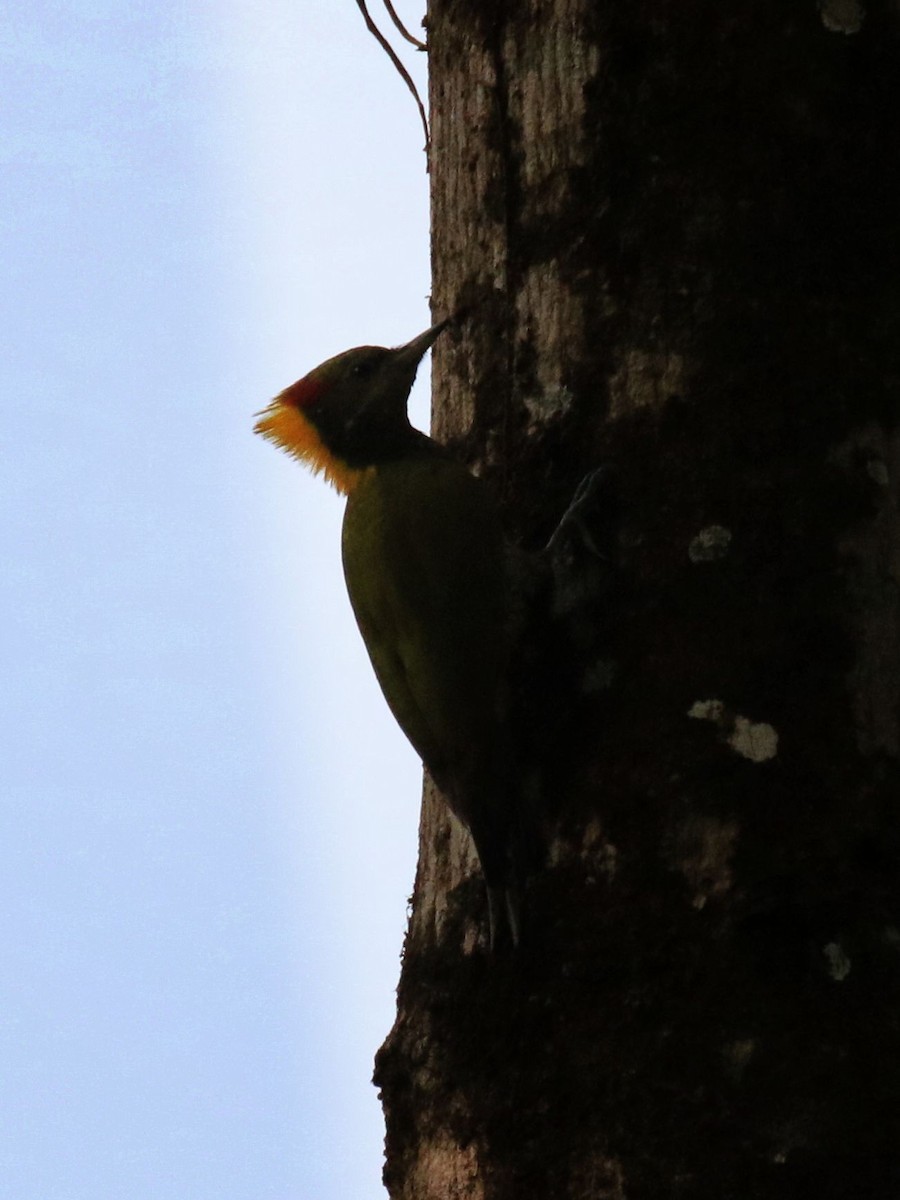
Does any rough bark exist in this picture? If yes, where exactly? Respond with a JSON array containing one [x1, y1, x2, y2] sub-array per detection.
[[375, 2, 900, 1196]]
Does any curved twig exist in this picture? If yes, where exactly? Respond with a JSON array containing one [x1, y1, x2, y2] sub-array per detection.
[[382, 0, 427, 51], [354, 0, 430, 154]]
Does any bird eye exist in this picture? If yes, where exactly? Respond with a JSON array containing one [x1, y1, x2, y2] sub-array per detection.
[[352, 358, 376, 378]]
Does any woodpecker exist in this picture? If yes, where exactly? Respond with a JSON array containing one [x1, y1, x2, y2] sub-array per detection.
[[255, 318, 521, 947]]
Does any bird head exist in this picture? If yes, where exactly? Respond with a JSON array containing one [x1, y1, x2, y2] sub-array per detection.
[[254, 318, 453, 494]]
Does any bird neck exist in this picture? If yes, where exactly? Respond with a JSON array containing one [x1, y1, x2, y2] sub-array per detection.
[[255, 399, 444, 496]]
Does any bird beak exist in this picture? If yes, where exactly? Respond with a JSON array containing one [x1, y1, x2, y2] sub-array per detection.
[[391, 315, 455, 369]]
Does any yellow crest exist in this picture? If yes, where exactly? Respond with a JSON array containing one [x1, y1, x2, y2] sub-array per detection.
[[254, 383, 362, 496]]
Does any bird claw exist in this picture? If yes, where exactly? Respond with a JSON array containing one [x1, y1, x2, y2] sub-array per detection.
[[546, 466, 617, 559], [487, 883, 521, 953]]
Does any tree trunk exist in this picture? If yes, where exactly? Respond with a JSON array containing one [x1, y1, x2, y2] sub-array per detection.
[[375, 2, 900, 1195]]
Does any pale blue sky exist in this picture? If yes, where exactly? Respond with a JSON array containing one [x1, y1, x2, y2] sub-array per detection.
[[2, 3, 430, 1196]]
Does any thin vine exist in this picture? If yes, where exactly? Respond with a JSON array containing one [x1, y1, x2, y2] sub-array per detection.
[[354, 0, 430, 155], [382, 0, 427, 51]]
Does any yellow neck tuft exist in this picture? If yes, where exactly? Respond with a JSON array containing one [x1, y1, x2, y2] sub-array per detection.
[[254, 396, 363, 495]]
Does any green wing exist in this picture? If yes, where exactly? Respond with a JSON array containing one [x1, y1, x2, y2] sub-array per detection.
[[341, 457, 508, 785]]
